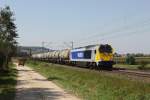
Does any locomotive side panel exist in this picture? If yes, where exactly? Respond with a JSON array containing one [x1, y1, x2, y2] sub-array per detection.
[[70, 50, 93, 62]]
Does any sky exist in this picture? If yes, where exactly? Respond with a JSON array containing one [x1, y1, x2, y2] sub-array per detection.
[[0, 0, 150, 54]]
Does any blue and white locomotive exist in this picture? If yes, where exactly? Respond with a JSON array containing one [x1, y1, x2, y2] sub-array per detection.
[[32, 44, 114, 69]]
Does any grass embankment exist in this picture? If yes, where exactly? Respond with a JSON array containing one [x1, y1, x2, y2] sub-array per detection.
[[0, 63, 17, 100], [27, 60, 150, 100]]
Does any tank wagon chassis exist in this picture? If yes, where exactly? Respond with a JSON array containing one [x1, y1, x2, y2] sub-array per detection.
[[32, 44, 115, 70]]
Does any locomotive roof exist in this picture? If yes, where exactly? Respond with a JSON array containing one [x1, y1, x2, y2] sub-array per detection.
[[73, 44, 99, 49]]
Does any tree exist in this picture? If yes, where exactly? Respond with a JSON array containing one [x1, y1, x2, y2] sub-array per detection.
[[126, 54, 135, 65], [0, 6, 18, 71]]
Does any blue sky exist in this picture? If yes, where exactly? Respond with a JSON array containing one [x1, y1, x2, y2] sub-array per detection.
[[0, 0, 150, 53]]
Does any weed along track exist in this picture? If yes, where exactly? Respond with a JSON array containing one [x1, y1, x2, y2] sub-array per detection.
[[45, 60, 150, 79], [71, 64, 150, 79], [113, 69, 150, 78], [29, 60, 150, 82]]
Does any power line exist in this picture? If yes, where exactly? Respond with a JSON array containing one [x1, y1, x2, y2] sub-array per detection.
[[63, 41, 74, 49], [77, 27, 150, 46], [75, 18, 150, 43], [42, 18, 150, 49]]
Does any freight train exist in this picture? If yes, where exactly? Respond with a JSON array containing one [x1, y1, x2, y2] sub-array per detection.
[[32, 44, 114, 69]]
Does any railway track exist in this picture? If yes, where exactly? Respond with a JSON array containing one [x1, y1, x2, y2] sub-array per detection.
[[112, 69, 150, 78], [33, 60, 150, 79], [65, 64, 150, 78], [59, 63, 150, 78]]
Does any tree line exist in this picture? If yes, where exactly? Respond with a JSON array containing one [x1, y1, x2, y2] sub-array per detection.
[[0, 6, 18, 71]]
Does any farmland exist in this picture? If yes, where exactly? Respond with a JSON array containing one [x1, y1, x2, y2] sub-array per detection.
[[113, 57, 150, 70], [114, 57, 150, 64], [27, 60, 150, 100]]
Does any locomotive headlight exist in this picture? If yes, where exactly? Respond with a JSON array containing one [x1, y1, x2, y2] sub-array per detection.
[[100, 58, 104, 61]]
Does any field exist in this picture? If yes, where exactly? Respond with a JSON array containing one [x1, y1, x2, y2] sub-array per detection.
[[114, 57, 150, 70], [114, 57, 150, 64], [27, 60, 150, 100], [0, 63, 17, 100]]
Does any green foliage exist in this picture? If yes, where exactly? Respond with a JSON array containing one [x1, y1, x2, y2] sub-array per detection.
[[0, 63, 17, 100], [27, 60, 150, 100], [114, 56, 150, 65], [0, 52, 5, 66], [0, 6, 18, 70], [126, 54, 135, 65], [134, 53, 144, 57], [138, 61, 148, 70]]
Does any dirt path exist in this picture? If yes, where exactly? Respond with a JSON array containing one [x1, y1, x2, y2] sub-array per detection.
[[15, 65, 80, 100]]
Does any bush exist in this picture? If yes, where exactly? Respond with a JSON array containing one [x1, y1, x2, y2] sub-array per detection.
[[138, 61, 147, 70], [0, 53, 5, 69], [126, 55, 135, 65]]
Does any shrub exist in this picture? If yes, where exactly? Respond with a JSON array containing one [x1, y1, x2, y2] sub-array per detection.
[[138, 61, 147, 70], [126, 55, 135, 65], [0, 53, 5, 69]]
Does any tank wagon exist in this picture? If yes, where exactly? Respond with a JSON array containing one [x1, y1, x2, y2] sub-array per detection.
[[32, 44, 114, 69]]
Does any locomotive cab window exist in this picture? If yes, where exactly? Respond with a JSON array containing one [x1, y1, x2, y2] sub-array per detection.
[[99, 44, 112, 53], [94, 50, 96, 54]]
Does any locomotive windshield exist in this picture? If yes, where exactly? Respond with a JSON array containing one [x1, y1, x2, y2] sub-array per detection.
[[99, 44, 112, 53]]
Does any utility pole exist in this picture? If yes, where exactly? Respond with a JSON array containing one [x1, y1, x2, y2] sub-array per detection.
[[29, 48, 32, 56], [63, 41, 74, 49], [45, 42, 52, 51], [42, 41, 52, 52], [42, 41, 45, 53], [71, 41, 73, 49]]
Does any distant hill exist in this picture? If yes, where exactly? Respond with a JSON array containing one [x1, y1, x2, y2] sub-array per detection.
[[17, 46, 52, 57]]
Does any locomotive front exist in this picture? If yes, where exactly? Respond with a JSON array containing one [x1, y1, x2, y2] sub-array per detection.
[[95, 44, 114, 68]]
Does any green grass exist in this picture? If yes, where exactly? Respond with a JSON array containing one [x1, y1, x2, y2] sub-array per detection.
[[113, 64, 141, 69], [114, 64, 150, 70], [0, 63, 17, 100], [27, 60, 150, 100]]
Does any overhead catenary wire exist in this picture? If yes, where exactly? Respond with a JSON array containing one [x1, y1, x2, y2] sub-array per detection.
[[75, 18, 150, 44], [76, 27, 150, 47], [72, 18, 150, 46], [45, 18, 150, 49]]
